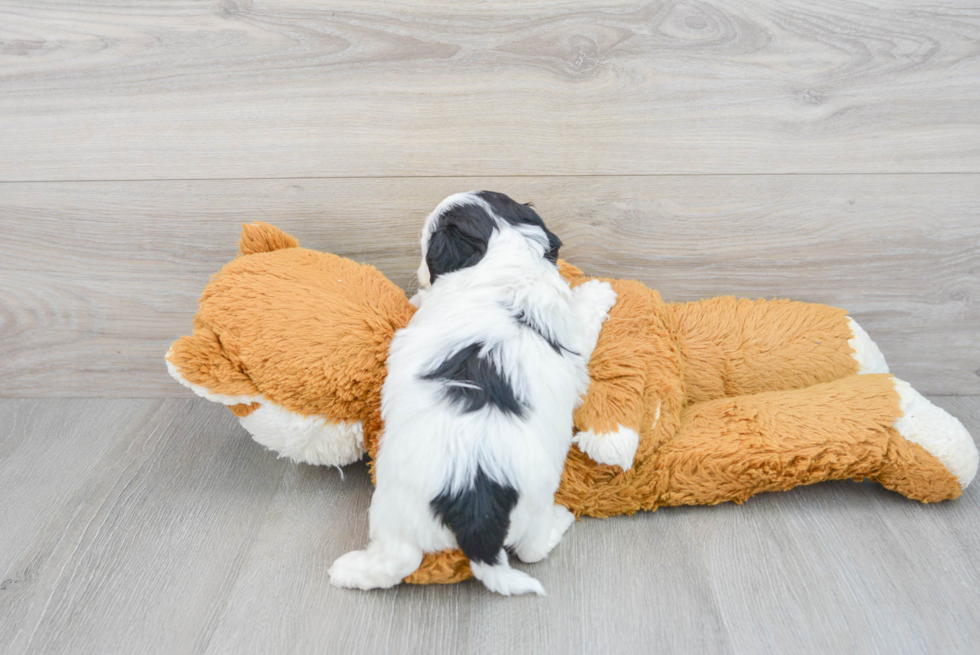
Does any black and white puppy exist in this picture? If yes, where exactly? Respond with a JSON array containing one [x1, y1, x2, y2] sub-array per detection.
[[328, 191, 617, 596]]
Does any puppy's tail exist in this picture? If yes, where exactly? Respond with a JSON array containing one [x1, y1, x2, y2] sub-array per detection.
[[469, 556, 545, 596], [431, 466, 544, 596]]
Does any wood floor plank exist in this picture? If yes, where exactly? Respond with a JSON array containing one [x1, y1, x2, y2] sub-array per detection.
[[689, 483, 980, 654], [1, 174, 977, 396], [462, 510, 732, 655], [0, 398, 160, 647], [203, 464, 732, 655], [1, 1, 979, 180], [0, 399, 288, 655], [1, 397, 978, 653], [688, 395, 980, 655], [201, 462, 468, 655]]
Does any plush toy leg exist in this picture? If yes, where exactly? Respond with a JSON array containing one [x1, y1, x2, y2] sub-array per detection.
[[670, 298, 877, 404], [571, 279, 673, 470], [572, 425, 642, 472], [654, 374, 972, 507]]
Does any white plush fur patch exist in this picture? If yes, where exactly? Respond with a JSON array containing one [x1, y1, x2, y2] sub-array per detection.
[[166, 351, 365, 467], [893, 378, 978, 489], [573, 402, 658, 471], [847, 318, 889, 374], [573, 424, 641, 471], [239, 404, 365, 467]]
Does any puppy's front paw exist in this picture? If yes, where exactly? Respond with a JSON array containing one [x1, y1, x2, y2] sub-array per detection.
[[573, 425, 640, 471], [575, 279, 618, 320]]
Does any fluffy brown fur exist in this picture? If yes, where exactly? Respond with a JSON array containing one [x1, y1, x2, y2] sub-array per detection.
[[168, 223, 961, 585]]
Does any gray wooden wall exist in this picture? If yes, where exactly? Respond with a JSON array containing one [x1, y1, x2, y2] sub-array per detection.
[[2, 1, 979, 398], [2, 2, 978, 398], [3, 177, 980, 396]]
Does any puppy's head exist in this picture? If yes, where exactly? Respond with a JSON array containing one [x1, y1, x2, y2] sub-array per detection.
[[418, 191, 562, 288]]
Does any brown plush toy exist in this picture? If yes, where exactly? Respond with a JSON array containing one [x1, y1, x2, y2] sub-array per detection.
[[167, 223, 978, 585]]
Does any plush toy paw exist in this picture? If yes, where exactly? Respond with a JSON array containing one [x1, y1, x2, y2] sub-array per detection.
[[893, 379, 978, 488], [239, 404, 366, 467], [573, 424, 641, 471], [847, 317, 890, 374]]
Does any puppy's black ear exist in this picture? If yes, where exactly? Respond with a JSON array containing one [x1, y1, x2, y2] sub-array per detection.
[[476, 190, 561, 264], [425, 204, 495, 283], [543, 228, 562, 264]]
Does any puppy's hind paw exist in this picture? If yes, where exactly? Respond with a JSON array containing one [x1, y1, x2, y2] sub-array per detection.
[[545, 505, 576, 553], [329, 549, 400, 591]]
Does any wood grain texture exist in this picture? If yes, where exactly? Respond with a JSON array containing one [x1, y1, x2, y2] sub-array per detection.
[[1, 174, 978, 396], [0, 399, 290, 655], [1, 0, 979, 180], [1, 397, 979, 654], [692, 394, 980, 655]]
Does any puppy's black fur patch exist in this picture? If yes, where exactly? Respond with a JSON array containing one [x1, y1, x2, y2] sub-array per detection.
[[430, 466, 519, 565], [425, 203, 496, 283], [422, 343, 526, 417], [476, 190, 563, 263]]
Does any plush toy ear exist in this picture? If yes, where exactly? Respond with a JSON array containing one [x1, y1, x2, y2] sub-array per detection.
[[425, 208, 494, 282], [167, 326, 260, 399], [239, 222, 299, 255]]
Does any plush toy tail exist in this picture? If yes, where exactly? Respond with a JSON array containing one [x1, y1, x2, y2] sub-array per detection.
[[239, 222, 300, 256]]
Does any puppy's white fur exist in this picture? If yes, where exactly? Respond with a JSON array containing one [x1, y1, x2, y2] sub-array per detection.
[[329, 193, 616, 595]]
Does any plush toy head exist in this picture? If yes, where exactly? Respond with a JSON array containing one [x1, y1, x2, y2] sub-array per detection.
[[167, 222, 414, 466]]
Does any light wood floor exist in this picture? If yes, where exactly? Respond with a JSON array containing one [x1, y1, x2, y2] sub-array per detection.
[[1, 398, 979, 654], [2, 1, 979, 653]]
